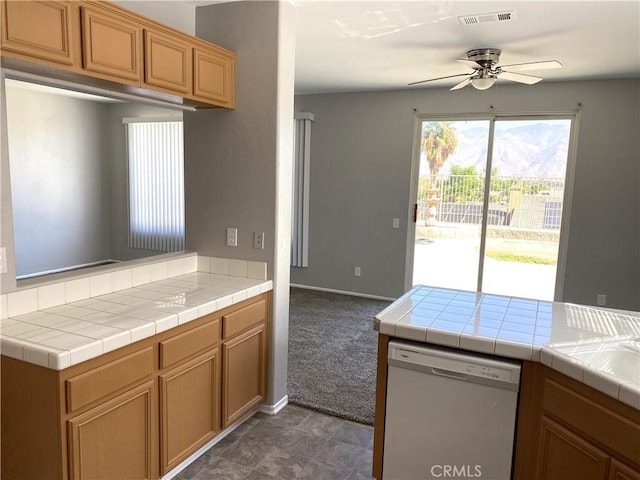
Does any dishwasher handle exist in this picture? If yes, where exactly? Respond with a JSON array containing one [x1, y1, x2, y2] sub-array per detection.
[[430, 367, 469, 381]]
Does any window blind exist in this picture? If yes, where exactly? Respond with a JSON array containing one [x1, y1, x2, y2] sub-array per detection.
[[291, 112, 314, 267], [126, 120, 185, 252]]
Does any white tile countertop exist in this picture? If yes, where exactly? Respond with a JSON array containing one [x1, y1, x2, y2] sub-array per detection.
[[0, 255, 272, 371], [375, 285, 640, 410]]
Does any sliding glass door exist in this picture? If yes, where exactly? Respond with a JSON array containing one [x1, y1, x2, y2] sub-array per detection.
[[410, 115, 573, 301]]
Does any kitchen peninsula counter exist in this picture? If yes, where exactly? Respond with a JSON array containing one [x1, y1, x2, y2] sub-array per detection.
[[372, 286, 640, 480], [374, 285, 640, 409]]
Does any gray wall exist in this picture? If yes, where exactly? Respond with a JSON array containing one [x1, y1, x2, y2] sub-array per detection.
[[111, 0, 195, 35], [0, 74, 17, 292], [186, 1, 295, 408], [292, 78, 640, 310], [5, 86, 112, 277]]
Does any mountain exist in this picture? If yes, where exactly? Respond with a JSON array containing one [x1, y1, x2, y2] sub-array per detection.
[[424, 121, 571, 179]]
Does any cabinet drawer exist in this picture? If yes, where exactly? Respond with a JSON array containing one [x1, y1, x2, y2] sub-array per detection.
[[66, 347, 154, 413], [223, 299, 266, 339], [159, 319, 220, 369]]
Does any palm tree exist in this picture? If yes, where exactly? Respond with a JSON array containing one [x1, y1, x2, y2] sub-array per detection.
[[421, 122, 458, 225], [422, 122, 458, 186]]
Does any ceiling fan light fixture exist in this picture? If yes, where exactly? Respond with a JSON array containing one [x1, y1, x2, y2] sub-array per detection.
[[471, 75, 497, 90]]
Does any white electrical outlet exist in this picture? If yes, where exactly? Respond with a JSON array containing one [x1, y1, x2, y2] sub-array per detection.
[[253, 232, 265, 250], [392, 218, 400, 229], [354, 266, 361, 277], [0, 247, 6, 274], [226, 227, 238, 247], [597, 294, 607, 306]]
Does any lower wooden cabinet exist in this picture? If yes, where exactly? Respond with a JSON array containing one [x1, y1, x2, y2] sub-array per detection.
[[222, 324, 267, 427], [67, 381, 156, 480], [159, 348, 221, 475], [537, 416, 610, 480], [513, 362, 640, 480], [1, 292, 270, 480]]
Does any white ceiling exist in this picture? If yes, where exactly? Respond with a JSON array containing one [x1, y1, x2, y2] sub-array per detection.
[[292, 1, 640, 94]]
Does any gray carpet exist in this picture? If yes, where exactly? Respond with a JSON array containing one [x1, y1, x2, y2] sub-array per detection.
[[287, 287, 392, 425]]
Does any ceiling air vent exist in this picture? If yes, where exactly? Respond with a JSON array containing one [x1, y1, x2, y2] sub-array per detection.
[[458, 11, 516, 26]]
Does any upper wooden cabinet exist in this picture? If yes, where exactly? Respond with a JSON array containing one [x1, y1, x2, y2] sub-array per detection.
[[0, 0, 236, 108], [193, 45, 235, 109], [144, 27, 192, 95], [1, 1, 77, 66], [80, 4, 141, 84]]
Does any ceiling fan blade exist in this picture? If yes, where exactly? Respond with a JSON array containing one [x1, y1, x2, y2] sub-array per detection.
[[499, 71, 543, 85], [450, 77, 472, 91], [457, 59, 483, 69], [499, 60, 562, 72], [408, 73, 473, 86]]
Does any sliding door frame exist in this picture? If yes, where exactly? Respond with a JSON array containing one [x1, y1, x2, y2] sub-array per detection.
[[404, 110, 581, 301]]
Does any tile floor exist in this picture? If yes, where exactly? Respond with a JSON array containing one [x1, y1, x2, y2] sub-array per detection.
[[172, 405, 374, 480]]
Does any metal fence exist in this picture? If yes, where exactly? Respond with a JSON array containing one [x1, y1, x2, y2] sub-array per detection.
[[418, 175, 565, 230]]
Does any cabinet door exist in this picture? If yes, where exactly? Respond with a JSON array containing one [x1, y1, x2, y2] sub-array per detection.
[[143, 28, 192, 95], [159, 348, 221, 475], [193, 45, 234, 108], [609, 459, 640, 480], [222, 323, 267, 427], [1, 1, 75, 65], [80, 5, 141, 84], [537, 416, 610, 480], [67, 381, 156, 480]]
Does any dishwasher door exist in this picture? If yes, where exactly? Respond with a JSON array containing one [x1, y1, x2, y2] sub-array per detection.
[[383, 341, 522, 480]]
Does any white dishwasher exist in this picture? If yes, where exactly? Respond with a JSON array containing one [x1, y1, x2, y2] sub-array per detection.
[[383, 340, 521, 480]]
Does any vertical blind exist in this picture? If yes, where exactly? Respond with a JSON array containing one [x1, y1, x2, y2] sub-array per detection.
[[291, 112, 314, 267], [126, 120, 185, 252]]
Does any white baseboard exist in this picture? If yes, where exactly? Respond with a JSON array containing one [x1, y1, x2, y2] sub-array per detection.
[[258, 394, 288, 415], [290, 283, 395, 302]]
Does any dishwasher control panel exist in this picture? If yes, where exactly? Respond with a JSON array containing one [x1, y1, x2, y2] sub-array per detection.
[[389, 343, 521, 386]]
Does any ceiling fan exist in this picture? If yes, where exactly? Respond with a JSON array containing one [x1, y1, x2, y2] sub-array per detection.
[[409, 48, 562, 91]]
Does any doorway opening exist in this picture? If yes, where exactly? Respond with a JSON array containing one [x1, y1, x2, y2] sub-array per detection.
[[409, 115, 575, 301]]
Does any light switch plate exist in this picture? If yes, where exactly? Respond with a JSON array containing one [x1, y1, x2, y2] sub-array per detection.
[[226, 228, 238, 247]]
